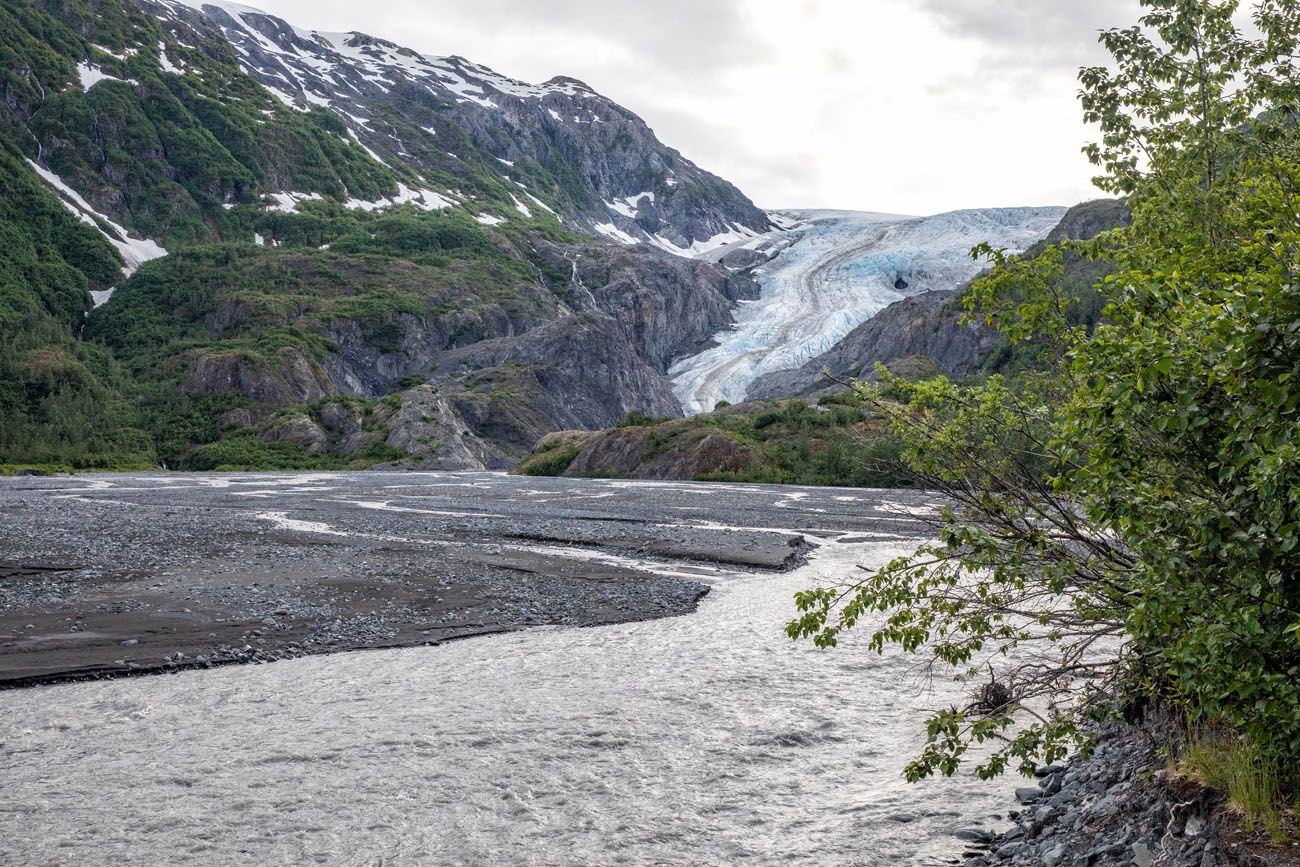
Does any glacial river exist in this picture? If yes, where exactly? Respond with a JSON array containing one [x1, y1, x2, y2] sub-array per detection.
[[1, 477, 1017, 866]]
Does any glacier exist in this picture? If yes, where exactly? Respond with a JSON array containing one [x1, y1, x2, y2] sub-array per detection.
[[669, 206, 1068, 414]]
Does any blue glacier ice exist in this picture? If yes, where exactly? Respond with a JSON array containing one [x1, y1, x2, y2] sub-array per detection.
[[669, 206, 1068, 414]]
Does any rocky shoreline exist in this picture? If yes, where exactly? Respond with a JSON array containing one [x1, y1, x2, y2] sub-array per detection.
[[961, 721, 1296, 867]]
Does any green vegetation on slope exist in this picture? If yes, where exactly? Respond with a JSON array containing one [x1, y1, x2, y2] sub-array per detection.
[[515, 390, 909, 488], [0, 0, 582, 470], [81, 210, 559, 467], [0, 144, 154, 468]]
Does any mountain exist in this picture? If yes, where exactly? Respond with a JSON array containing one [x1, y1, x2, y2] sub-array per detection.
[[0, 0, 1108, 476], [0, 0, 767, 470], [159, 0, 771, 252]]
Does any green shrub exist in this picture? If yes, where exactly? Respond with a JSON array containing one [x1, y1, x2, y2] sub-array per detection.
[[520, 445, 581, 476], [616, 409, 671, 427]]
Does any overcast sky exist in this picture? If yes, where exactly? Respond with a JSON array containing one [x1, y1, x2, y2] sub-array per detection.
[[245, 0, 1154, 215]]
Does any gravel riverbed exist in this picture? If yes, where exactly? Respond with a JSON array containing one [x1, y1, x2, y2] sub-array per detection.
[[0, 471, 930, 686], [2, 472, 1041, 867]]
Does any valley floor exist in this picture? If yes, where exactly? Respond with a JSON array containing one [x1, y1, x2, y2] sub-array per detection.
[[1, 472, 1043, 867]]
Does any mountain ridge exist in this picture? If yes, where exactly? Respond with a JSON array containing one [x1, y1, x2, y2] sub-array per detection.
[[152, 0, 773, 251]]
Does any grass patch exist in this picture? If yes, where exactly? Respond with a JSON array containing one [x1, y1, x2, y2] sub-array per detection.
[[1181, 728, 1294, 839]]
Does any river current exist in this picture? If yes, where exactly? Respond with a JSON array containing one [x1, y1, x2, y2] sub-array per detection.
[[1, 480, 1017, 866]]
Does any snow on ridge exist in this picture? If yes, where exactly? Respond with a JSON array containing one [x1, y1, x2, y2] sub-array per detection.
[[25, 159, 168, 307], [475, 214, 506, 226], [669, 205, 1068, 413], [172, 0, 604, 109], [168, 0, 270, 17]]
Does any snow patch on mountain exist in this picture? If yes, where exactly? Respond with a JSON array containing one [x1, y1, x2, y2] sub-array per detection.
[[157, 41, 184, 73], [266, 191, 323, 213], [510, 194, 532, 218], [343, 184, 457, 212], [649, 224, 762, 258], [593, 223, 640, 245], [605, 193, 654, 219], [76, 62, 130, 90], [669, 206, 1068, 414], [26, 159, 168, 306]]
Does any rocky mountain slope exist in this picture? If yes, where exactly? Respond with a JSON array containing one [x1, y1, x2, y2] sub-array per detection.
[[163, 0, 772, 252], [0, 0, 767, 470]]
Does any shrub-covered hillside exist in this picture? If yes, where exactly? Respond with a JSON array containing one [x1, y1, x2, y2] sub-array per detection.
[[0, 0, 761, 471]]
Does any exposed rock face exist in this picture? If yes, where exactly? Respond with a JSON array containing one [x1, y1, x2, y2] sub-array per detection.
[[747, 290, 996, 398], [260, 412, 329, 453], [320, 295, 554, 399], [551, 241, 760, 371], [183, 241, 757, 468], [372, 244, 757, 461], [190, 347, 334, 405], [425, 312, 683, 449], [148, 1, 771, 248], [382, 387, 513, 470], [1042, 198, 1132, 244]]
